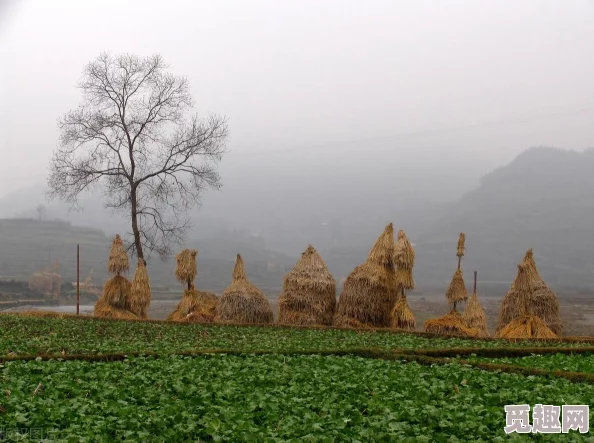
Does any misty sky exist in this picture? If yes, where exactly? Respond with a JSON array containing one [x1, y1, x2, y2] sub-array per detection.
[[1, 0, 594, 200]]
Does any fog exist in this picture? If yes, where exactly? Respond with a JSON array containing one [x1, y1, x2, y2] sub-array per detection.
[[1, 0, 594, 291]]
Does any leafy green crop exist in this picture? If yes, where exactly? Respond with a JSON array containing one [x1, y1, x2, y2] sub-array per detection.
[[0, 315, 588, 357], [468, 352, 594, 374], [2, 354, 593, 441]]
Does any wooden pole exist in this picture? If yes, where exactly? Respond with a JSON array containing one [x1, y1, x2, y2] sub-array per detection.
[[473, 270, 477, 294], [76, 244, 80, 315], [457, 255, 462, 270]]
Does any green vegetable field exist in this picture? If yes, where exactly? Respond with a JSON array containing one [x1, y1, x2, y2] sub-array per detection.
[[1, 314, 593, 441]]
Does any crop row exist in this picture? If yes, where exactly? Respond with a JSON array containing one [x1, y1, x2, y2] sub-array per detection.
[[2, 354, 593, 441], [1, 314, 591, 357]]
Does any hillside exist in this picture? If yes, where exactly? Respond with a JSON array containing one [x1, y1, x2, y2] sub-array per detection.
[[416, 147, 594, 292], [0, 219, 295, 298]]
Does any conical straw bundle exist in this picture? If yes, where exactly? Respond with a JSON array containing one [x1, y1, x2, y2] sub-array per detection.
[[215, 254, 274, 324], [391, 293, 416, 330], [278, 245, 337, 326], [446, 269, 468, 306], [463, 292, 488, 337], [334, 223, 396, 328], [108, 234, 129, 275], [129, 258, 152, 318]]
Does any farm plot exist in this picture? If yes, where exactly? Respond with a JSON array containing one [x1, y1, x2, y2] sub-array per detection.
[[1, 314, 591, 357], [466, 353, 594, 374], [2, 354, 594, 442]]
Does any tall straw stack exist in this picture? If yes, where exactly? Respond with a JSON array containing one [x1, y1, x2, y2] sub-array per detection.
[[523, 249, 562, 335], [94, 234, 136, 319], [462, 271, 489, 337], [496, 263, 557, 339], [129, 258, 152, 318], [277, 245, 337, 326], [334, 223, 396, 328], [215, 254, 273, 324], [391, 230, 416, 329], [108, 234, 129, 275], [168, 248, 218, 323]]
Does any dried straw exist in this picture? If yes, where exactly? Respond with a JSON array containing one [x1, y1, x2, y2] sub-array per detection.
[[424, 309, 480, 337], [456, 232, 466, 258], [167, 289, 218, 323], [129, 258, 151, 318], [463, 292, 489, 337], [395, 258, 415, 291], [446, 269, 468, 306], [523, 249, 562, 335], [334, 223, 396, 328], [391, 293, 416, 330], [396, 230, 415, 269], [175, 249, 198, 287], [277, 245, 337, 326], [215, 254, 274, 324], [497, 255, 563, 335], [496, 314, 557, 339], [108, 234, 129, 275], [101, 275, 132, 309], [94, 298, 138, 320]]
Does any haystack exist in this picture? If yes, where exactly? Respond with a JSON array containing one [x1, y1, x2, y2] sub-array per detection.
[[523, 249, 562, 334], [396, 229, 415, 270], [446, 269, 468, 308], [108, 234, 129, 275], [129, 258, 151, 318], [175, 249, 198, 287], [277, 245, 336, 326], [167, 248, 218, 323], [334, 223, 396, 328], [94, 298, 138, 320], [167, 286, 218, 323], [94, 234, 136, 319], [215, 254, 273, 324], [496, 263, 557, 339], [424, 309, 479, 337], [462, 271, 488, 337], [497, 250, 562, 335], [391, 293, 415, 330]]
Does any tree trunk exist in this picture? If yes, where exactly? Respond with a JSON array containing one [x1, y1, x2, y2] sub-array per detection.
[[130, 187, 144, 260]]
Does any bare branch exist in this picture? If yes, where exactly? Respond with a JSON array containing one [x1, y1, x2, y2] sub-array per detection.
[[47, 52, 228, 260]]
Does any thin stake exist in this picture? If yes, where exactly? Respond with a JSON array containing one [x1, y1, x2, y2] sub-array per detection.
[[473, 270, 477, 294], [76, 244, 80, 315], [457, 255, 462, 270]]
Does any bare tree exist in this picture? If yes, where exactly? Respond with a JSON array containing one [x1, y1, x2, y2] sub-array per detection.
[[48, 53, 228, 260]]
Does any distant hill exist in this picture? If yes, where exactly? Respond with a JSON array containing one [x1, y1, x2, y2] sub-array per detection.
[[0, 219, 295, 297], [415, 147, 594, 293]]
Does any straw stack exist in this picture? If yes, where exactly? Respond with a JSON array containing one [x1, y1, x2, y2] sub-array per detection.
[[391, 230, 416, 329], [496, 262, 557, 339], [462, 271, 489, 337], [446, 269, 468, 308], [94, 234, 137, 319], [129, 258, 152, 318], [334, 223, 396, 328], [424, 309, 480, 337], [523, 249, 562, 335], [168, 249, 219, 323], [277, 245, 337, 326], [215, 254, 274, 324], [424, 232, 475, 336]]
